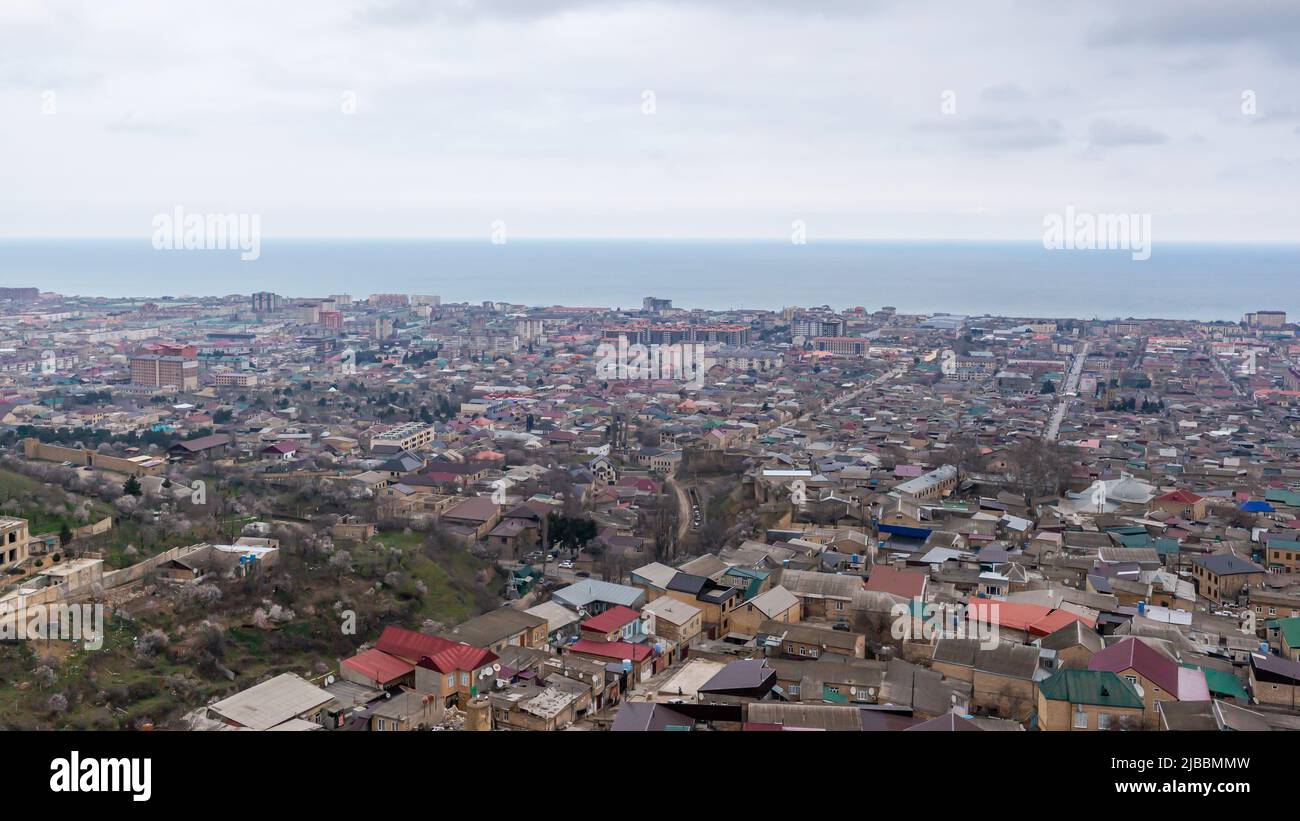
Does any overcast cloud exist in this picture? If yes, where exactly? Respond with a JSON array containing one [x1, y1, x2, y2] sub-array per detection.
[[0, 0, 1297, 241]]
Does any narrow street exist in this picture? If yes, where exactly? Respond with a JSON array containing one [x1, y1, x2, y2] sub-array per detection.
[[1045, 341, 1089, 441]]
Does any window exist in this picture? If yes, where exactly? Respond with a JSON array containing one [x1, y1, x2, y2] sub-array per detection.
[[446, 675, 454, 688], [460, 672, 470, 686], [1073, 710, 1088, 729], [1097, 713, 1111, 730], [1124, 675, 1137, 685]]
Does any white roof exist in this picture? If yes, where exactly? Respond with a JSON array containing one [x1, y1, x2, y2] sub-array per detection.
[[1138, 606, 1194, 626], [265, 718, 324, 731], [207, 673, 334, 731], [630, 562, 678, 590], [642, 595, 701, 625], [524, 600, 582, 634], [745, 585, 800, 617], [213, 544, 277, 556], [655, 658, 726, 700], [919, 547, 967, 565], [896, 465, 957, 496]]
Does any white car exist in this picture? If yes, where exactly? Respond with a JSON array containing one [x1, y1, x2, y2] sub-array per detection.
[[559, 561, 574, 569]]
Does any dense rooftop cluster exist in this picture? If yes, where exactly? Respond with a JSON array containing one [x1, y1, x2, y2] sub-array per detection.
[[3, 290, 1300, 731]]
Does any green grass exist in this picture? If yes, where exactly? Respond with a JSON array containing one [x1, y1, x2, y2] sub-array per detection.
[[0, 469, 40, 497], [0, 468, 113, 537]]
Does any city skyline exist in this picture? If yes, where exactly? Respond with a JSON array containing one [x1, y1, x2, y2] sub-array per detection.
[[1, 0, 1298, 783]]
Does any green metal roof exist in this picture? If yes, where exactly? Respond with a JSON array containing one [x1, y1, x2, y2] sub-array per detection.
[[723, 566, 769, 580], [1266, 488, 1300, 507], [723, 567, 769, 599], [1278, 617, 1300, 651], [1181, 663, 1248, 700], [1038, 669, 1143, 709], [1106, 526, 1148, 536], [822, 684, 849, 704], [1114, 533, 1151, 548], [1153, 538, 1180, 555]]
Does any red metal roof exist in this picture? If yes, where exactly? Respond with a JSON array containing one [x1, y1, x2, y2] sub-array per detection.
[[376, 625, 456, 661], [1156, 489, 1203, 504], [341, 647, 413, 685], [964, 597, 1095, 635], [417, 644, 498, 675], [865, 566, 927, 599], [1088, 637, 1206, 699], [580, 605, 641, 634], [568, 639, 652, 662], [375, 625, 497, 673]]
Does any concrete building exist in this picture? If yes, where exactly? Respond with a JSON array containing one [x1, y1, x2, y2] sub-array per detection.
[[0, 517, 30, 571], [130, 354, 198, 390]]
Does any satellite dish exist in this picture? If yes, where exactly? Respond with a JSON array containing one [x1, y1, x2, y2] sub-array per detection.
[[849, 686, 857, 696], [492, 663, 501, 672]]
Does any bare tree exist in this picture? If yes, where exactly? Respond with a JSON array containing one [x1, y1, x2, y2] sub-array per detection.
[[1008, 437, 1073, 502]]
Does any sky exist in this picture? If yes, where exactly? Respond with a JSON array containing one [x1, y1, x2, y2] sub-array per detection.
[[1, 0, 1298, 241]]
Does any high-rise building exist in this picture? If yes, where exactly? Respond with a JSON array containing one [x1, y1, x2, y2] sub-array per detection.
[[251, 292, 283, 313], [295, 302, 322, 324], [142, 342, 198, 358], [792, 313, 844, 339], [812, 337, 868, 355], [130, 354, 198, 390], [1245, 310, 1287, 328], [0, 287, 40, 302]]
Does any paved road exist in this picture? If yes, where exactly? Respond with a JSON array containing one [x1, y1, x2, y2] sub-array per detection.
[[1217, 347, 1249, 398], [796, 366, 903, 425], [668, 478, 693, 542], [1045, 341, 1089, 441]]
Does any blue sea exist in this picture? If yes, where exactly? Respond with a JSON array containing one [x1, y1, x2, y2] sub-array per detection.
[[0, 238, 1296, 321]]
